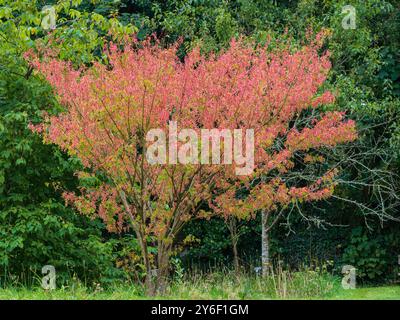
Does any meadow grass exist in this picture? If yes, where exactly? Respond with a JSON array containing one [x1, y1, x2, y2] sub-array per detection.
[[0, 267, 399, 300]]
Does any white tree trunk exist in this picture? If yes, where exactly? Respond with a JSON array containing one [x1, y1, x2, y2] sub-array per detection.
[[261, 209, 270, 277]]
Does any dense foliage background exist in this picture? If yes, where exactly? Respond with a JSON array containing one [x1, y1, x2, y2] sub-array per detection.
[[1, 0, 399, 287]]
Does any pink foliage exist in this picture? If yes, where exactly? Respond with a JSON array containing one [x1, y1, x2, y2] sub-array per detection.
[[27, 33, 357, 234]]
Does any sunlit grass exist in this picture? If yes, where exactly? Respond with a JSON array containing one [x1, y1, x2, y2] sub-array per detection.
[[0, 269, 398, 300], [330, 286, 400, 300]]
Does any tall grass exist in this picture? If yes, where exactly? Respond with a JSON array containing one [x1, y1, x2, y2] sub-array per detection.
[[166, 264, 336, 299], [0, 263, 338, 299]]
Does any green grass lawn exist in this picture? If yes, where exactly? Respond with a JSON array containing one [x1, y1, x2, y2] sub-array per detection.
[[330, 285, 400, 300]]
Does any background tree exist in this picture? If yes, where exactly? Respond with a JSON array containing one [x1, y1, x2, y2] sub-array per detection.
[[0, 0, 135, 285]]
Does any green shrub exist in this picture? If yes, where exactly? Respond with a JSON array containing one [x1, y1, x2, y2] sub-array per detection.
[[342, 226, 400, 284], [0, 202, 124, 287]]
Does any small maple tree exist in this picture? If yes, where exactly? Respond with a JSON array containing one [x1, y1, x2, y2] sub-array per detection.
[[28, 32, 356, 293]]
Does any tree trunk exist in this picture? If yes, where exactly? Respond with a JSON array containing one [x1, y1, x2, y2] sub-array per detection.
[[232, 238, 240, 274], [119, 191, 157, 295], [144, 271, 155, 296], [261, 209, 270, 277], [141, 241, 171, 296], [155, 242, 170, 295], [228, 216, 240, 274], [141, 238, 156, 296]]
